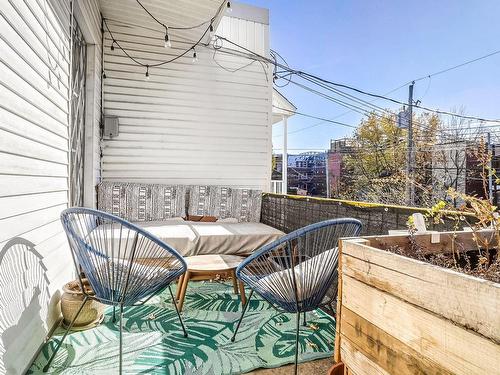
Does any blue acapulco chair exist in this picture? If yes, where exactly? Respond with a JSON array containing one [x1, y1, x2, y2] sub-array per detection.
[[232, 218, 362, 375], [43, 207, 188, 373]]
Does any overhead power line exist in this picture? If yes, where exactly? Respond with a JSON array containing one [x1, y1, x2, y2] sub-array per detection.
[[294, 72, 500, 123], [273, 106, 358, 129], [218, 36, 500, 124], [411, 48, 500, 83]]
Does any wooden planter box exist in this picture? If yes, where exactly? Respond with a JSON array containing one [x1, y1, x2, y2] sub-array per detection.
[[334, 231, 500, 375]]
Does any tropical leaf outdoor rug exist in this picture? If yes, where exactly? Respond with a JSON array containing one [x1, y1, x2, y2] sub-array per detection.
[[29, 281, 335, 374]]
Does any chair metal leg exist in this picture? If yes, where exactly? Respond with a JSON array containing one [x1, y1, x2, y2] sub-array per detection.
[[231, 289, 254, 342], [168, 285, 188, 338], [295, 311, 300, 375], [43, 296, 89, 372], [119, 304, 124, 375]]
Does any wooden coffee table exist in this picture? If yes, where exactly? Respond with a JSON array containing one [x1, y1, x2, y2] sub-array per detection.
[[176, 254, 246, 311]]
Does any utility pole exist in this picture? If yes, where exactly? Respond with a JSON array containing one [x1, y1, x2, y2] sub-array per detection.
[[406, 81, 415, 206], [488, 132, 493, 203]]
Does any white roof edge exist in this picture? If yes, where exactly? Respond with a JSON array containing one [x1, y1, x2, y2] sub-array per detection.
[[272, 88, 296, 119]]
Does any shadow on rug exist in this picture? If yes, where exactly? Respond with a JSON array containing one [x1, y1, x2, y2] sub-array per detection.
[[29, 281, 335, 374]]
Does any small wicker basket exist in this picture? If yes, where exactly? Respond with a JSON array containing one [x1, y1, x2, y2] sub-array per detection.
[[61, 279, 105, 330]]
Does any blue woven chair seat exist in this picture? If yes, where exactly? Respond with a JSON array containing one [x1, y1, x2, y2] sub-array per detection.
[[91, 257, 182, 305], [241, 248, 338, 312]]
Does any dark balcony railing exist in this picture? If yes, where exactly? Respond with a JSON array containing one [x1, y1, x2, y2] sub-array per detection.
[[261, 193, 463, 236]]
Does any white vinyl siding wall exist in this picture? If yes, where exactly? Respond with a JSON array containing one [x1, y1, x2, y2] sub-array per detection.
[[0, 0, 102, 373], [0, 0, 71, 373], [102, 13, 272, 190]]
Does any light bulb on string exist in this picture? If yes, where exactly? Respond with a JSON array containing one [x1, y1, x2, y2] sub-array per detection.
[[145, 65, 150, 80], [226, 1, 232, 13], [209, 23, 215, 40], [192, 48, 197, 63], [164, 26, 171, 48], [110, 40, 115, 51]]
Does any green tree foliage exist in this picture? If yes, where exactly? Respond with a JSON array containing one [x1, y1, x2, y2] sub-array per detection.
[[340, 111, 440, 205]]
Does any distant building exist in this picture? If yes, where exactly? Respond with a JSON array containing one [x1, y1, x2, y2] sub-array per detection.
[[431, 140, 500, 205], [287, 152, 327, 196]]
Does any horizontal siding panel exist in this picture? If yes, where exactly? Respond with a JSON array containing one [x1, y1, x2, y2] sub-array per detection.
[[0, 107, 68, 149], [118, 124, 267, 140], [0, 191, 67, 220], [107, 132, 267, 146], [103, 139, 267, 153], [103, 163, 267, 173], [0, 175, 67, 197], [103, 44, 267, 76], [0, 221, 64, 260], [0, 83, 68, 137], [0, 60, 68, 123], [102, 168, 268, 180], [102, 155, 267, 167], [103, 73, 268, 97], [103, 147, 267, 161], [0, 129, 67, 163], [102, 56, 268, 86], [104, 85, 268, 107], [0, 151, 68, 177], [0, 38, 68, 106], [0, 203, 67, 243], [102, 176, 267, 187], [104, 108, 267, 126], [104, 92, 267, 113], [116, 116, 267, 131], [105, 100, 267, 120]]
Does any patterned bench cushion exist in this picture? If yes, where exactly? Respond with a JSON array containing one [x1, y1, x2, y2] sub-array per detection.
[[97, 182, 186, 221], [188, 185, 262, 222]]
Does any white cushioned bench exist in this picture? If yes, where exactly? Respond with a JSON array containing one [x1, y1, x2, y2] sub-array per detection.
[[96, 182, 284, 257]]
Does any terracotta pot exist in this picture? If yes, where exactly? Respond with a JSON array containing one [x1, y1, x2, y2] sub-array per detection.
[[61, 279, 105, 330]]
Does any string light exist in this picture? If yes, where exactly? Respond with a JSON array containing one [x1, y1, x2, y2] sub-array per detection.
[[192, 48, 198, 63], [110, 40, 115, 51], [209, 23, 215, 39], [164, 26, 171, 48], [227, 1, 232, 12], [103, 71, 107, 79], [145, 65, 150, 80]]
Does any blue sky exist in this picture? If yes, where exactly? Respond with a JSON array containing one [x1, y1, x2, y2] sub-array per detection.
[[243, 0, 500, 152]]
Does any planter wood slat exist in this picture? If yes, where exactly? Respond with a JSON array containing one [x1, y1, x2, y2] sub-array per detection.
[[340, 338, 389, 375], [335, 234, 500, 375], [340, 307, 454, 375]]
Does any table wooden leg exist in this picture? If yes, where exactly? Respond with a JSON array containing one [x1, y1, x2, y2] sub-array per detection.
[[231, 269, 238, 294], [238, 280, 246, 305], [176, 274, 184, 301], [177, 271, 190, 312]]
